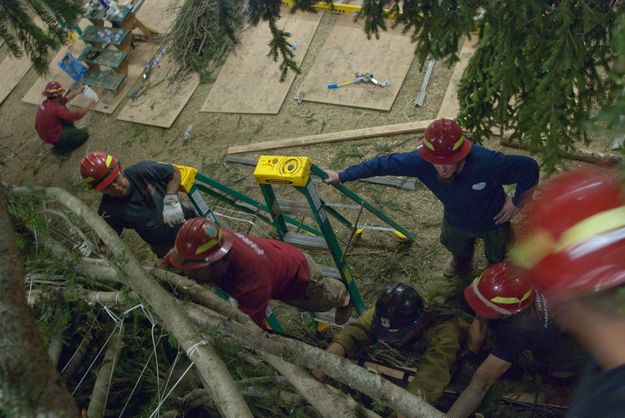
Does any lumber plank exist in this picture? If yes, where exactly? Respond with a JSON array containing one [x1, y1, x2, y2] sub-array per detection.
[[436, 36, 478, 120], [227, 119, 434, 154]]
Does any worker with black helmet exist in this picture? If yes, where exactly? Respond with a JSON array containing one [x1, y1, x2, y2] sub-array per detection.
[[312, 283, 467, 410]]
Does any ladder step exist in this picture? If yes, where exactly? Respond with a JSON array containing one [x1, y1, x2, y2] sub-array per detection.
[[274, 199, 312, 216], [79, 46, 128, 68], [283, 232, 328, 249], [319, 265, 340, 278]]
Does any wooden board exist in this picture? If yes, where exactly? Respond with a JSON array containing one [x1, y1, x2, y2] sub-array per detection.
[[436, 36, 478, 119], [116, 55, 199, 128], [200, 11, 322, 115], [298, 15, 414, 111], [0, 53, 32, 105], [227, 119, 434, 154], [22, 39, 157, 115], [135, 0, 184, 34]]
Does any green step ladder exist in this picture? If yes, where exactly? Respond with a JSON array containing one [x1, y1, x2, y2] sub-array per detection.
[[253, 156, 416, 319]]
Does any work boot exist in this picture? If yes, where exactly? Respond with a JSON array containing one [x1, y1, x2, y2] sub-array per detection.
[[443, 256, 471, 278], [334, 299, 353, 325]]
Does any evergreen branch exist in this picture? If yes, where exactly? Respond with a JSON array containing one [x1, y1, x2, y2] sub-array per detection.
[[266, 19, 299, 81]]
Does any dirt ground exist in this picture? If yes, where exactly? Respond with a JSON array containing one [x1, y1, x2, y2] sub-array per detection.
[[1, 12, 620, 417]]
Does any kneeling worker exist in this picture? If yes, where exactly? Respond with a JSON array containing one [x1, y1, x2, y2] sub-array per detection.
[[313, 283, 467, 414], [164, 217, 353, 328], [447, 262, 584, 418], [80, 151, 194, 257]]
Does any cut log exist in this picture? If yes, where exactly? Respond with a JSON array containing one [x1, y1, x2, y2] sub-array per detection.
[[500, 138, 621, 166], [226, 120, 434, 155]]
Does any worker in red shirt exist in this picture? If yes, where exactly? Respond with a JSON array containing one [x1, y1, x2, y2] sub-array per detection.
[[35, 81, 96, 155], [164, 217, 353, 328]]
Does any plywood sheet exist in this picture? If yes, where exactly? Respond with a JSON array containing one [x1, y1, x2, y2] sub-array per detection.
[[116, 55, 199, 128], [135, 0, 184, 34], [200, 11, 322, 115], [436, 36, 478, 119], [22, 39, 157, 115], [0, 53, 32, 105], [298, 15, 414, 111]]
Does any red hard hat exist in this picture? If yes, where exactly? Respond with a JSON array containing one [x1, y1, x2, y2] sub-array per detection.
[[464, 261, 534, 319], [509, 167, 625, 305], [418, 119, 472, 165], [80, 151, 121, 191], [167, 217, 233, 270], [43, 81, 65, 97]]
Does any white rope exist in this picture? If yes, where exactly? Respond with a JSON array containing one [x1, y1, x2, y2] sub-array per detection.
[[160, 347, 182, 399], [72, 320, 123, 395], [147, 341, 208, 418], [96, 292, 121, 323], [103, 322, 124, 414], [118, 333, 164, 418], [60, 318, 97, 374], [26, 273, 34, 306], [141, 305, 162, 413]]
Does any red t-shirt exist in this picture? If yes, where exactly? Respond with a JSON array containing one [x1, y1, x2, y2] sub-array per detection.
[[35, 97, 82, 144], [214, 231, 311, 327]]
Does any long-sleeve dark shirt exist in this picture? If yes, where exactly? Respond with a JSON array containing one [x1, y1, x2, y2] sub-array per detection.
[[338, 145, 539, 233]]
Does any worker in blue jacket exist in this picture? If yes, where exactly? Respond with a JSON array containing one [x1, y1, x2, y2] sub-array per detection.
[[324, 119, 539, 278]]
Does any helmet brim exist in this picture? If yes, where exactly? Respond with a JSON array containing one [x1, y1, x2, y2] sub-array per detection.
[[168, 230, 234, 270], [463, 285, 504, 319], [417, 138, 472, 165], [93, 165, 121, 191]]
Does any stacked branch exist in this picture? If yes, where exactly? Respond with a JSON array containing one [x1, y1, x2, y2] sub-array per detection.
[[164, 0, 245, 78]]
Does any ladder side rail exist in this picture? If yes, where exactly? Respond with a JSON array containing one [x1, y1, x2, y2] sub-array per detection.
[[310, 164, 416, 241]]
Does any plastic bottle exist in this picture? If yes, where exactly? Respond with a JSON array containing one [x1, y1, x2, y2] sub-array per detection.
[[183, 124, 192, 144]]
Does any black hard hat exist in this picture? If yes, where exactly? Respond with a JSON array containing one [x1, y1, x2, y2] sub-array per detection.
[[371, 283, 426, 343]]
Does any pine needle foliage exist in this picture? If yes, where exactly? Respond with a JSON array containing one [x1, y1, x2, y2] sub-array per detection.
[[0, 0, 81, 73], [458, 0, 620, 172]]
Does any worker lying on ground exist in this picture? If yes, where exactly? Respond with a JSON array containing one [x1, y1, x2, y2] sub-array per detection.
[[509, 167, 625, 418], [80, 151, 195, 257], [323, 118, 539, 279], [163, 217, 353, 328], [447, 262, 585, 418], [312, 283, 467, 415]]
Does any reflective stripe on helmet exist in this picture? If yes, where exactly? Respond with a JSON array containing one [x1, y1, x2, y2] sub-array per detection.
[[471, 278, 512, 316], [422, 137, 435, 151], [491, 287, 533, 304], [195, 230, 223, 255], [510, 205, 625, 269], [451, 135, 465, 151], [105, 155, 113, 167]]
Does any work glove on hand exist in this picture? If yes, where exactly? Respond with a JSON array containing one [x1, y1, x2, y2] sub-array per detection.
[[162, 194, 185, 227]]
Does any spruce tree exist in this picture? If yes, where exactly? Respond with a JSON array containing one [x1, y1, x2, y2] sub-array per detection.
[[0, 0, 81, 74]]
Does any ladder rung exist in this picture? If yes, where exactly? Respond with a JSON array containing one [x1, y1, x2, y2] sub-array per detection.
[[319, 265, 340, 278], [283, 232, 328, 249], [274, 199, 312, 216]]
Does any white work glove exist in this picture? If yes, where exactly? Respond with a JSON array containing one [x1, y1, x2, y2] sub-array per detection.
[[162, 194, 185, 227], [74, 242, 92, 257]]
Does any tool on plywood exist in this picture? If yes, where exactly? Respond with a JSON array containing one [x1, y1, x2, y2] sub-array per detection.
[[327, 72, 390, 89]]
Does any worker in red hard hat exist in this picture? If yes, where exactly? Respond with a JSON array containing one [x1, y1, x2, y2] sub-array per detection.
[[509, 167, 625, 418], [324, 119, 539, 278], [447, 261, 584, 418], [35, 81, 96, 156], [312, 282, 468, 413], [80, 152, 195, 257], [163, 217, 353, 328]]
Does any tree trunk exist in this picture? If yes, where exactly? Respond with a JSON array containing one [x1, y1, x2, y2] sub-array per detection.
[[0, 192, 80, 417], [87, 324, 124, 418], [11, 186, 253, 418], [500, 137, 621, 166], [185, 305, 445, 418], [262, 352, 357, 418]]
